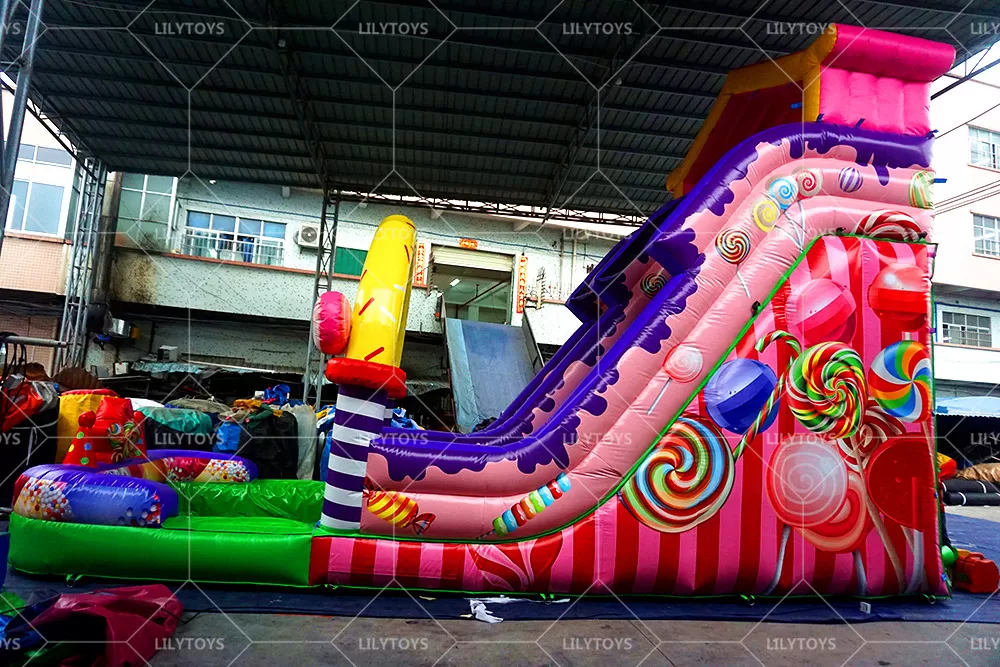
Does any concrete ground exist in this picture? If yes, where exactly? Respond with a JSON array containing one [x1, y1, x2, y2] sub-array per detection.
[[150, 506, 1000, 666]]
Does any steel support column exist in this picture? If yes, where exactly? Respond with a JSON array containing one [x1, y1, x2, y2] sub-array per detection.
[[302, 189, 339, 404], [0, 0, 45, 258], [55, 157, 106, 370]]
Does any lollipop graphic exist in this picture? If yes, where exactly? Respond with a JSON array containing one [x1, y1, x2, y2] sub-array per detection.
[[640, 271, 667, 298], [856, 210, 922, 241], [486, 473, 572, 538], [715, 228, 751, 297], [703, 358, 779, 435], [835, 401, 904, 471], [732, 330, 802, 460], [868, 263, 928, 331], [752, 196, 781, 232], [867, 341, 931, 423], [647, 343, 704, 415], [786, 279, 857, 347], [795, 168, 823, 197], [764, 435, 850, 593], [769, 177, 798, 208], [909, 170, 934, 209], [787, 342, 867, 439], [838, 166, 863, 193], [619, 417, 735, 533]]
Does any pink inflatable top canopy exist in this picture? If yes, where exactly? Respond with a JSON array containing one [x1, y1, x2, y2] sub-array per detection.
[[668, 24, 956, 197]]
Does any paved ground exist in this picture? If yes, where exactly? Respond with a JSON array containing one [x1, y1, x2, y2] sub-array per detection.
[[148, 506, 1000, 666]]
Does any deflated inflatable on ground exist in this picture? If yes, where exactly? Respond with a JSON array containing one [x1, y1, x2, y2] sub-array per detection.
[[9, 25, 955, 598]]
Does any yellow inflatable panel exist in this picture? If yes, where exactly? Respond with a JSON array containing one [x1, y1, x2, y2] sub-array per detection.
[[344, 215, 417, 368]]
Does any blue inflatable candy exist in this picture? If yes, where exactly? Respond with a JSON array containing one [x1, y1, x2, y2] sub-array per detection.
[[704, 358, 779, 434]]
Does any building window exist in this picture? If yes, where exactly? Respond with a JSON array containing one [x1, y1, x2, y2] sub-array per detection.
[[6, 179, 65, 235], [5, 143, 73, 236], [118, 174, 175, 250], [334, 247, 367, 276], [974, 214, 1000, 257], [941, 310, 993, 348], [182, 210, 285, 266], [970, 127, 1000, 170]]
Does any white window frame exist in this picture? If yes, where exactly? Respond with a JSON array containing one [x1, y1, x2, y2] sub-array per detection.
[[120, 174, 177, 227], [182, 210, 286, 267], [970, 126, 1000, 170], [941, 309, 993, 348], [5, 144, 75, 237], [973, 213, 1000, 258]]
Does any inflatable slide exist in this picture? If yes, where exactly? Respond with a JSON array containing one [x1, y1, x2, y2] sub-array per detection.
[[9, 24, 955, 598]]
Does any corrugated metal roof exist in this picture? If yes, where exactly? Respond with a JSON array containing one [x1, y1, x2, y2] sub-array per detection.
[[8, 0, 999, 222]]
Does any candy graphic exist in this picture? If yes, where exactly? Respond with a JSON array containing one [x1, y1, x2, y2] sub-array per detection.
[[868, 263, 927, 331], [640, 271, 667, 298], [838, 166, 863, 193], [836, 401, 904, 471], [795, 168, 823, 197], [800, 471, 873, 554], [704, 358, 779, 435], [663, 343, 704, 384], [491, 473, 571, 537], [867, 341, 931, 423], [909, 170, 934, 209], [732, 330, 802, 460], [647, 343, 704, 415], [786, 279, 857, 346], [856, 210, 922, 241], [364, 478, 436, 535], [619, 417, 734, 533], [767, 435, 849, 528], [752, 196, 781, 232], [787, 342, 867, 439], [715, 228, 751, 297], [769, 177, 798, 208]]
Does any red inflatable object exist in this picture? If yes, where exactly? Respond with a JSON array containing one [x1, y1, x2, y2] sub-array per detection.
[[868, 263, 928, 330], [63, 396, 147, 468], [864, 435, 936, 530], [954, 550, 1000, 594], [786, 278, 857, 345], [312, 291, 352, 355]]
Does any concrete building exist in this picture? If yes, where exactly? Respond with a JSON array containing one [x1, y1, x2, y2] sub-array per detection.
[[89, 174, 620, 413], [929, 60, 1000, 399], [0, 90, 79, 371]]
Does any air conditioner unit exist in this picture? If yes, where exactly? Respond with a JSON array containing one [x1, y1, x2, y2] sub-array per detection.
[[297, 223, 320, 248]]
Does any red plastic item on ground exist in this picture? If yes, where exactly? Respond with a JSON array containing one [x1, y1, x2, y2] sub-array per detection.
[[29, 584, 182, 667], [953, 550, 1000, 594]]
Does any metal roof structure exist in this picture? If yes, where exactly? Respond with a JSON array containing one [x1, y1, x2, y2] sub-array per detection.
[[7, 0, 999, 224]]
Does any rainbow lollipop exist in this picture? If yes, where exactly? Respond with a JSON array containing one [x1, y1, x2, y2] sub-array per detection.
[[787, 342, 867, 439], [715, 228, 751, 297], [867, 341, 931, 423], [619, 417, 734, 533]]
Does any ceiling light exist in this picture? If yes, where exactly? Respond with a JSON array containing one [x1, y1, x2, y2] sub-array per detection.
[[449, 278, 461, 287]]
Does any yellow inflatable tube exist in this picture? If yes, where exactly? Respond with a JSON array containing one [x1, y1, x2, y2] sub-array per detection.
[[345, 214, 416, 367]]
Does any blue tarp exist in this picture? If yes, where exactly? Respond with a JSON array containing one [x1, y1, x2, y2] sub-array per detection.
[[937, 396, 1000, 417], [445, 318, 536, 433]]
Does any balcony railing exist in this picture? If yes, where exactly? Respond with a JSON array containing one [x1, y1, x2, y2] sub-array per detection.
[[180, 228, 284, 267]]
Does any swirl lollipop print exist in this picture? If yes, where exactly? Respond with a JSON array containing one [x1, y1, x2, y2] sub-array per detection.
[[619, 417, 734, 533], [867, 341, 931, 423], [787, 342, 867, 439], [640, 271, 668, 298], [647, 343, 704, 415], [836, 401, 904, 472], [769, 177, 798, 209], [795, 168, 823, 197], [715, 228, 751, 298], [752, 196, 781, 232]]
